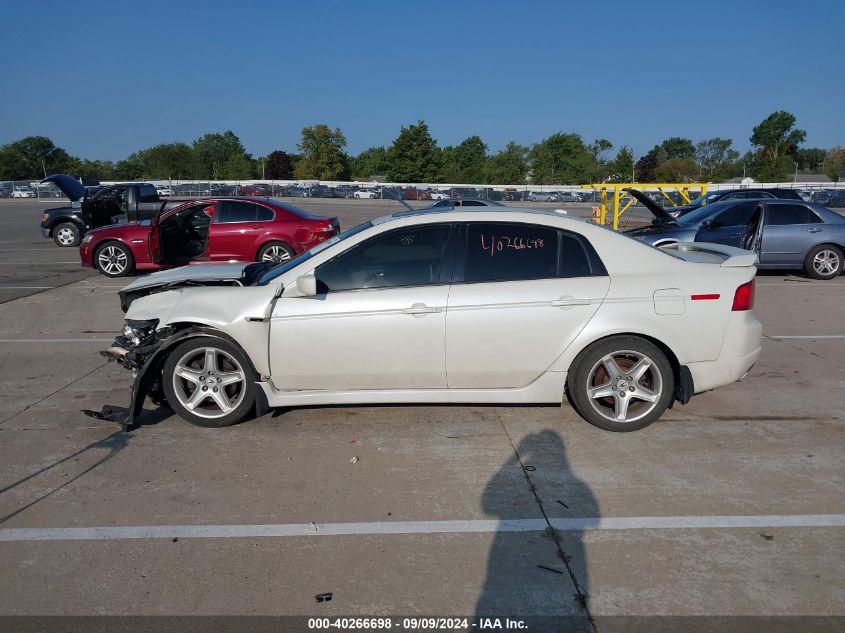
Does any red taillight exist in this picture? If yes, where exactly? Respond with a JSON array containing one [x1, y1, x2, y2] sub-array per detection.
[[732, 280, 755, 311]]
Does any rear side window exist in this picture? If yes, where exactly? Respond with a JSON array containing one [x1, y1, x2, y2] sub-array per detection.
[[711, 202, 758, 228], [255, 205, 274, 221], [216, 200, 258, 223], [462, 223, 603, 283], [766, 204, 822, 225], [138, 184, 159, 202]]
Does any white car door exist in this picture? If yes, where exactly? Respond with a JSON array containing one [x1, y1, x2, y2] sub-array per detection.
[[446, 222, 610, 389], [269, 223, 456, 391]]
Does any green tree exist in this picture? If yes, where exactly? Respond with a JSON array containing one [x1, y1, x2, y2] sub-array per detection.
[[528, 133, 595, 185], [0, 136, 74, 180], [293, 124, 349, 180], [350, 146, 389, 179], [607, 146, 635, 183], [119, 142, 194, 179], [386, 121, 441, 182], [634, 151, 659, 182], [750, 111, 806, 181], [795, 147, 827, 173], [262, 150, 294, 179], [485, 142, 529, 184], [654, 157, 700, 182], [440, 135, 488, 183], [192, 131, 252, 179], [824, 146, 845, 182], [695, 137, 739, 181], [657, 137, 695, 161]]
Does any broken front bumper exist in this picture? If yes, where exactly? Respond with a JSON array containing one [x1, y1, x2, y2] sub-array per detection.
[[86, 328, 174, 431]]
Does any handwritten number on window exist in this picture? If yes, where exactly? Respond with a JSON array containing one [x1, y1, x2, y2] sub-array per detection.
[[479, 234, 545, 256]]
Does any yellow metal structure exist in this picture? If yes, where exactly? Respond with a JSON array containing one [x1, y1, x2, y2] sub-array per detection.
[[580, 183, 710, 230]]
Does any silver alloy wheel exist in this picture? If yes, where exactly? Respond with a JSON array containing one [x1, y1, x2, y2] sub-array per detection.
[[171, 347, 247, 419], [56, 227, 76, 246], [97, 245, 128, 275], [813, 249, 840, 276], [585, 350, 663, 423], [261, 245, 291, 263]]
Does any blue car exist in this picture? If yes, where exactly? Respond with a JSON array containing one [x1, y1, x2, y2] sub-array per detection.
[[625, 189, 845, 280]]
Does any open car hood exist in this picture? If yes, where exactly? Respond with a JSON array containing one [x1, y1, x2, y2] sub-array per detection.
[[623, 188, 678, 225], [41, 174, 87, 202]]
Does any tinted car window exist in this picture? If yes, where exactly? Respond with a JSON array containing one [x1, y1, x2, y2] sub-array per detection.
[[138, 184, 159, 203], [216, 201, 258, 223], [464, 223, 559, 283], [461, 200, 485, 206], [255, 205, 274, 221], [766, 204, 822, 225], [711, 202, 758, 228], [316, 224, 452, 292]]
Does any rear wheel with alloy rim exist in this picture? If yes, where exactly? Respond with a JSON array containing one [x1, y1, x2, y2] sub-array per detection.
[[94, 242, 134, 277], [567, 336, 674, 432], [53, 222, 81, 247], [162, 337, 256, 428], [803, 244, 842, 280], [257, 241, 295, 263]]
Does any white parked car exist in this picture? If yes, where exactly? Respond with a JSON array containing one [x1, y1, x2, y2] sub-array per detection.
[[101, 208, 762, 432], [156, 185, 171, 197], [353, 189, 378, 199], [429, 190, 449, 200], [12, 186, 36, 198]]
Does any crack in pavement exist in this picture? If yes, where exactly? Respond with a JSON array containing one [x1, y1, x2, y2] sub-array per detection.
[[0, 361, 110, 427], [493, 409, 596, 632]]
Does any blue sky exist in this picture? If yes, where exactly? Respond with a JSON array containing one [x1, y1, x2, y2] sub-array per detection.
[[1, 0, 842, 160]]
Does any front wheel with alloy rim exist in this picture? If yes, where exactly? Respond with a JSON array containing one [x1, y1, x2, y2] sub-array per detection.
[[257, 241, 295, 264], [94, 242, 134, 277], [162, 337, 256, 427], [803, 244, 842, 280], [53, 222, 81, 247], [567, 336, 674, 432]]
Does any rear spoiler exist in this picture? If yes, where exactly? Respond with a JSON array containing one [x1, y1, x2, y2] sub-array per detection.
[[659, 241, 758, 267]]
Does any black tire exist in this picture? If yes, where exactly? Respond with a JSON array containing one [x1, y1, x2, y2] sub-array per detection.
[[94, 241, 135, 277], [567, 335, 674, 432], [162, 337, 257, 428], [257, 240, 295, 264], [53, 222, 81, 247], [803, 244, 843, 280]]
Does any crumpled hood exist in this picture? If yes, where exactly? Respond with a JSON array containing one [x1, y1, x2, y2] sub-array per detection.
[[41, 174, 86, 202], [120, 263, 253, 293]]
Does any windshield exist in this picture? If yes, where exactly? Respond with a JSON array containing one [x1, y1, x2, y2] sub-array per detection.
[[256, 221, 374, 285], [678, 201, 732, 226], [687, 192, 722, 207]]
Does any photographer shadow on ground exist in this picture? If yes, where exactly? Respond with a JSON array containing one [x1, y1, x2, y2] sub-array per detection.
[[476, 429, 599, 631]]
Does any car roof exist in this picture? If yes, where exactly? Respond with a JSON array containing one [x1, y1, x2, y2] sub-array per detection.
[[375, 205, 573, 225]]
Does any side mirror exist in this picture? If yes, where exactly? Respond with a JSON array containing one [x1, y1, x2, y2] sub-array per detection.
[[295, 272, 317, 297], [700, 219, 712, 230]]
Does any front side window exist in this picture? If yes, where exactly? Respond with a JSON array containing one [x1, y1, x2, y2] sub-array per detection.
[[766, 204, 822, 226], [463, 223, 566, 283], [138, 184, 159, 202], [316, 224, 452, 292], [711, 202, 758, 228], [216, 200, 258, 223]]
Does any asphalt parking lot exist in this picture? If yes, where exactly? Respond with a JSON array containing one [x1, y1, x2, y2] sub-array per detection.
[[0, 198, 843, 629]]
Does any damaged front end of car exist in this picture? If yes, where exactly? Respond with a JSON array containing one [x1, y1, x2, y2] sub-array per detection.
[[86, 319, 176, 431]]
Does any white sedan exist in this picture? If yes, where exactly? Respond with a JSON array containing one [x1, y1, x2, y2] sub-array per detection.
[[101, 208, 762, 432], [12, 186, 36, 198], [353, 189, 378, 199]]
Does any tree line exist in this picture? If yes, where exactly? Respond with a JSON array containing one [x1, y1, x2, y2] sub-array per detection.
[[1, 111, 842, 184]]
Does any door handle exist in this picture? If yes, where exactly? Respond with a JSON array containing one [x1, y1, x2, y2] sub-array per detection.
[[808, 228, 822, 233], [401, 303, 442, 317], [550, 296, 591, 308], [250, 224, 262, 229]]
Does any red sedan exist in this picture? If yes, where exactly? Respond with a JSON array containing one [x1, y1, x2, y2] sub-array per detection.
[[80, 197, 339, 277]]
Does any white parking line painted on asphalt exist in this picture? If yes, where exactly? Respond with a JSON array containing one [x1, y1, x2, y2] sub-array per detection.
[[0, 261, 79, 265], [1, 514, 843, 542], [0, 338, 112, 343], [0, 286, 56, 289], [756, 283, 845, 287], [767, 335, 845, 340]]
